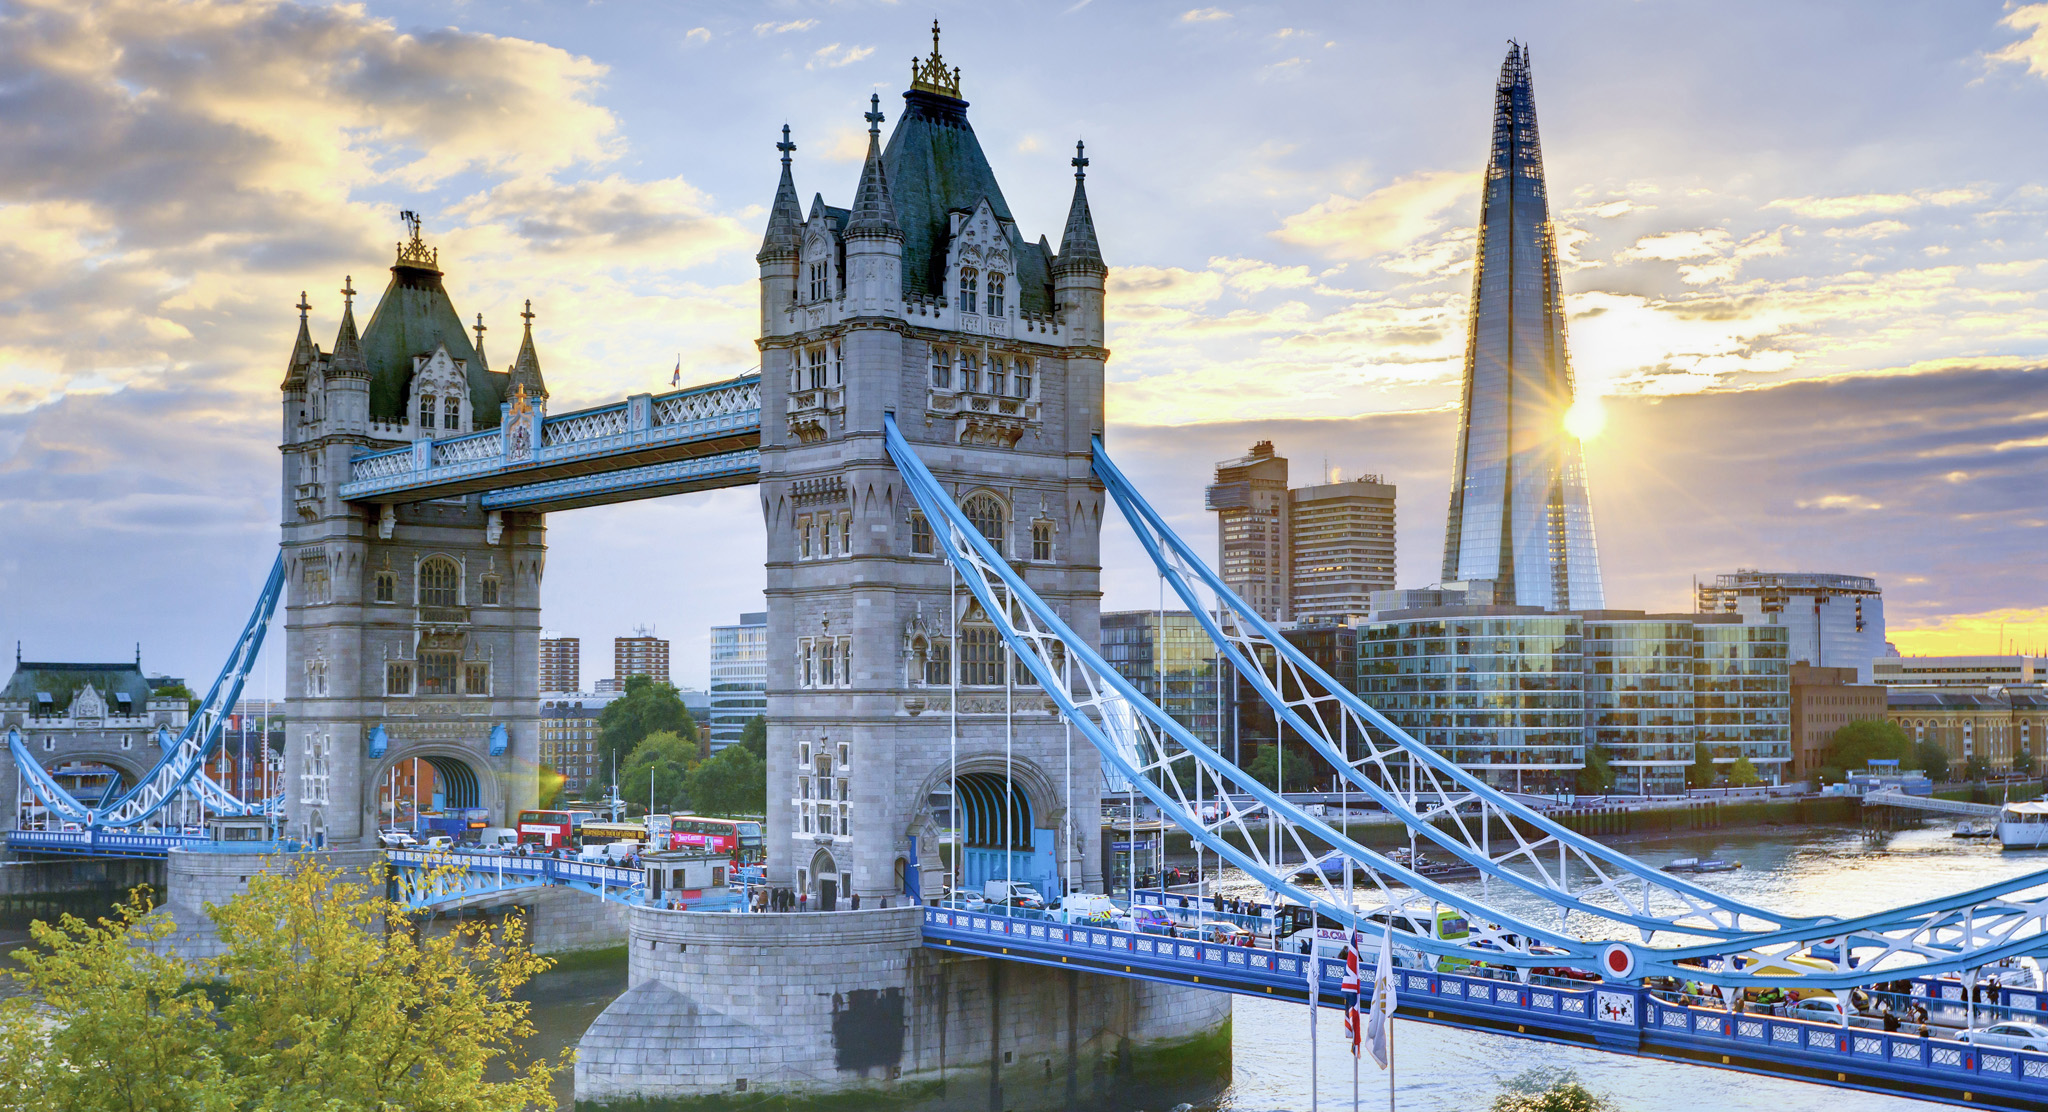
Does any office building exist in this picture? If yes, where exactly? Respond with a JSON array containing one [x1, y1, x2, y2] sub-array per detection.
[[1439, 44, 1604, 612], [1206, 441, 1396, 625], [540, 696, 609, 796], [1887, 687, 2048, 773], [708, 612, 767, 752], [614, 629, 670, 686], [540, 635, 580, 694], [1230, 622, 1359, 775], [1696, 570, 1885, 683], [1872, 655, 2047, 688], [1789, 664, 1888, 777], [1358, 605, 1790, 793], [1101, 611, 1225, 750]]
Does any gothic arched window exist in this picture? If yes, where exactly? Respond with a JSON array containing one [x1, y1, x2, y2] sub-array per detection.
[[443, 396, 461, 431], [962, 493, 1006, 551], [986, 273, 1006, 316], [959, 268, 978, 312], [960, 622, 1005, 686], [419, 395, 437, 430], [418, 557, 460, 608]]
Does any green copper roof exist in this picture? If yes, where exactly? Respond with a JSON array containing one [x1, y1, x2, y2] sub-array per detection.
[[360, 262, 506, 428], [3, 662, 156, 709], [882, 89, 1052, 314]]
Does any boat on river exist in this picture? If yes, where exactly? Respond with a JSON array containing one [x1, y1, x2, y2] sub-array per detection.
[[1998, 801, 2048, 848], [1663, 857, 1742, 873]]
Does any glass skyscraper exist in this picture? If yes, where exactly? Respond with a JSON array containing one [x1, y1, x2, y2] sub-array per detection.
[[708, 612, 767, 752], [1441, 44, 1604, 611]]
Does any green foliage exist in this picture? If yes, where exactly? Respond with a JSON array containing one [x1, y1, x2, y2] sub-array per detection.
[[1242, 743, 1320, 792], [0, 863, 557, 1112], [1729, 755, 1761, 787], [1686, 742, 1717, 789], [620, 730, 699, 814], [1576, 744, 1614, 795], [739, 714, 767, 761], [1823, 719, 1912, 772], [1966, 754, 1993, 782], [1492, 1068, 1617, 1112], [684, 745, 767, 816], [2016, 747, 2038, 777], [1915, 739, 1951, 783], [597, 674, 699, 772]]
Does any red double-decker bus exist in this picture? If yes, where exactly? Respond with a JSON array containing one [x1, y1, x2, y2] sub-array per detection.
[[517, 809, 579, 847], [666, 816, 764, 866]]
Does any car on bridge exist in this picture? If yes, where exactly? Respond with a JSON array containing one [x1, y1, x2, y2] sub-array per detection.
[[378, 830, 417, 848], [1962, 1020, 2048, 1052]]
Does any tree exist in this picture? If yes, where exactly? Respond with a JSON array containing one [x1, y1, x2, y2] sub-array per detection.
[[1914, 738, 1951, 783], [0, 862, 557, 1112], [620, 730, 699, 813], [1492, 1068, 1616, 1112], [1575, 745, 1613, 795], [1686, 742, 1717, 790], [739, 714, 767, 761], [1729, 755, 1761, 787], [2016, 747, 2037, 778], [1822, 719, 1912, 773], [1965, 754, 1993, 783], [685, 745, 767, 816], [597, 674, 698, 771]]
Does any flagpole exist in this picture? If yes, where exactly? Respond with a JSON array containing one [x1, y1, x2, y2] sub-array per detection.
[[1307, 954, 1319, 1112], [1388, 1012, 1395, 1112]]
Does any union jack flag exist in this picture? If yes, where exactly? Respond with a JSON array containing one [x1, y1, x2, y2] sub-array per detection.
[[1341, 929, 1363, 1055]]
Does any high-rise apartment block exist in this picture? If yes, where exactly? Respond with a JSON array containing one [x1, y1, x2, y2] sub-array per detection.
[[708, 612, 766, 752], [1206, 442, 1395, 624], [539, 636, 580, 694], [1696, 571, 1885, 683], [1440, 45, 1604, 611], [614, 629, 670, 686]]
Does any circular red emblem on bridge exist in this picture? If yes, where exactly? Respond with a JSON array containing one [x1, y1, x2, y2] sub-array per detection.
[[1601, 943, 1636, 980]]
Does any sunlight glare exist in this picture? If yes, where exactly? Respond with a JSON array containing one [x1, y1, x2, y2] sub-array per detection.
[[1564, 396, 1607, 441]]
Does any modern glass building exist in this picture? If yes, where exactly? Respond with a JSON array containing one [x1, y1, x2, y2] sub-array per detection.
[[1440, 44, 1604, 612], [1357, 608, 1584, 793], [1692, 619, 1792, 783], [708, 611, 767, 752], [1101, 611, 1224, 749], [1696, 570, 1884, 683], [1581, 615, 1696, 794]]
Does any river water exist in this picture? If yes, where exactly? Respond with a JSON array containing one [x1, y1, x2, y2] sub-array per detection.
[[517, 821, 2044, 1111]]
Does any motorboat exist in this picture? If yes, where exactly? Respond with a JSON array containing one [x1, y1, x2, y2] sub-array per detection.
[[1954, 820, 1995, 839], [1998, 801, 2048, 848], [1663, 857, 1742, 874]]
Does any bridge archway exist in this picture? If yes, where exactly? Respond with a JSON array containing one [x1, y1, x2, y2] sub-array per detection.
[[18, 749, 154, 825], [371, 747, 495, 835], [915, 756, 1064, 900]]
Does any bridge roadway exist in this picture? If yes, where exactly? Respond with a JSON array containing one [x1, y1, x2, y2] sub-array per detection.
[[927, 905, 2048, 1112]]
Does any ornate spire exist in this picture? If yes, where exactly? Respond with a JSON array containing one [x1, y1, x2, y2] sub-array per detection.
[[1055, 141, 1103, 273], [757, 125, 805, 263], [846, 94, 901, 240], [909, 19, 961, 98], [508, 298, 547, 401], [471, 312, 490, 373], [394, 209, 440, 272], [329, 276, 369, 378], [282, 290, 316, 390]]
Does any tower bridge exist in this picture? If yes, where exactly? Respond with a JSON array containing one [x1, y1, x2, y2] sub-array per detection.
[[8, 31, 2048, 1111]]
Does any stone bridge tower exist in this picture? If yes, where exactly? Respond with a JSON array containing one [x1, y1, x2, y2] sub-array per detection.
[[758, 28, 1110, 905], [278, 229, 545, 846]]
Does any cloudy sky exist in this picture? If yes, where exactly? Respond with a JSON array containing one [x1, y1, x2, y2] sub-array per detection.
[[5, 0, 2048, 689]]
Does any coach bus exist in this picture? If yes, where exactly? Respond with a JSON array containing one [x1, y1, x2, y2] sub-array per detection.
[[666, 816, 765, 866]]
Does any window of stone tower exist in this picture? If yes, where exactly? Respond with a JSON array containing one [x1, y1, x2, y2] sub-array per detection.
[[480, 575, 500, 605], [808, 261, 828, 303], [820, 516, 834, 557], [959, 268, 978, 313], [419, 395, 436, 430], [444, 396, 461, 432], [838, 639, 852, 686], [838, 513, 851, 556], [831, 343, 843, 386], [961, 624, 1005, 686], [464, 661, 490, 695], [987, 273, 1006, 316], [1015, 358, 1034, 399], [796, 515, 812, 559], [929, 346, 951, 389], [374, 572, 395, 603], [386, 662, 413, 696], [910, 511, 933, 555], [1032, 520, 1054, 561], [962, 492, 1006, 551], [818, 641, 835, 686], [959, 351, 980, 393], [798, 639, 814, 688], [417, 557, 460, 608], [988, 358, 1007, 397], [419, 651, 460, 695], [807, 347, 828, 391], [923, 639, 950, 686]]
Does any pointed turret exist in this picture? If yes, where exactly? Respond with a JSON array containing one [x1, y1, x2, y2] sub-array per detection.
[[757, 125, 805, 263], [846, 95, 901, 240], [329, 276, 369, 379], [1054, 140, 1104, 275], [282, 291, 316, 390], [470, 313, 491, 375], [508, 299, 548, 401]]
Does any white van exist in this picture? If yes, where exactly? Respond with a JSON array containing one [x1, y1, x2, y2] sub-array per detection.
[[473, 828, 518, 854]]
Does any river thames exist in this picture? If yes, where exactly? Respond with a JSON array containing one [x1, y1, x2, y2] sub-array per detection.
[[519, 820, 2044, 1110]]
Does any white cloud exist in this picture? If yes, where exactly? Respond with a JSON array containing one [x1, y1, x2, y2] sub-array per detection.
[[807, 43, 874, 69], [1990, 4, 2048, 79], [685, 27, 711, 44], [1617, 229, 1732, 262], [1272, 171, 1476, 261], [1181, 8, 1232, 22], [754, 19, 818, 36]]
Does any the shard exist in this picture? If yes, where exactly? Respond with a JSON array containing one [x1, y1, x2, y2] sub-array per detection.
[[1441, 44, 1605, 610]]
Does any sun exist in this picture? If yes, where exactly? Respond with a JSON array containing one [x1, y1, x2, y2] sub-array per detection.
[[1564, 396, 1607, 441]]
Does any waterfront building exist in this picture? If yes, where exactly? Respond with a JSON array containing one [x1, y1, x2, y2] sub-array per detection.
[[2, 652, 192, 822], [1886, 688, 2031, 772], [1696, 570, 1886, 683], [1440, 44, 1604, 612], [1206, 441, 1292, 620], [1233, 622, 1360, 777], [1358, 606, 1790, 793], [540, 635, 581, 693], [1872, 654, 2047, 688], [708, 612, 766, 752], [1789, 664, 1888, 777], [614, 629, 670, 685], [1206, 441, 1396, 625], [1101, 611, 1224, 751]]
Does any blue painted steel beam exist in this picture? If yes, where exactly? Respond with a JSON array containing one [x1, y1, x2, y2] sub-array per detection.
[[476, 448, 759, 512]]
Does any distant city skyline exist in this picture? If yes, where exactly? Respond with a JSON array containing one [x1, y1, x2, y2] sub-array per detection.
[[8, 3, 2048, 684]]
